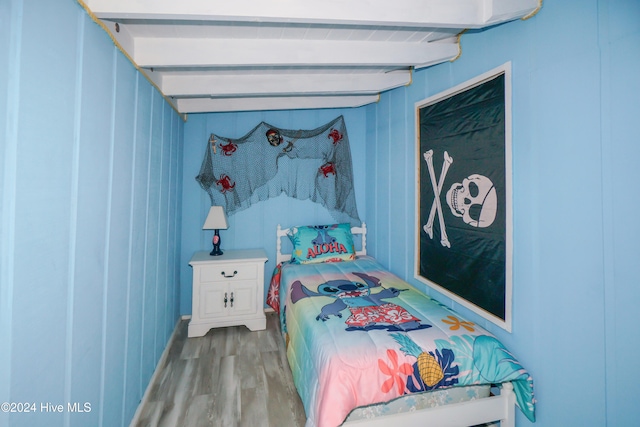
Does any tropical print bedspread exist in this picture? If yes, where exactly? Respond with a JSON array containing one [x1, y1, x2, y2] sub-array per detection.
[[267, 256, 535, 427]]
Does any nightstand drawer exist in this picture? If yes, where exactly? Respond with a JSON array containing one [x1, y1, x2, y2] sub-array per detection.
[[199, 262, 258, 283]]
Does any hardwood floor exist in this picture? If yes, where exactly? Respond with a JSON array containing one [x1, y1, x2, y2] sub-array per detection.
[[133, 312, 307, 427]]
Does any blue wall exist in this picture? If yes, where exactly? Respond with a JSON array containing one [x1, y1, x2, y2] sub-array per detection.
[[0, 1, 183, 426], [180, 1, 640, 426]]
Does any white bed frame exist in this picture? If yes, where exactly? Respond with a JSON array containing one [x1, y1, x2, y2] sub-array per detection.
[[343, 383, 515, 427], [275, 223, 517, 427]]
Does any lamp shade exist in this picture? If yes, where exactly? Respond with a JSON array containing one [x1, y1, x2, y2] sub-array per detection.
[[202, 206, 228, 230]]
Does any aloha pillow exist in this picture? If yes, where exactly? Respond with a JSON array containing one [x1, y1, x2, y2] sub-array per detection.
[[288, 223, 356, 264]]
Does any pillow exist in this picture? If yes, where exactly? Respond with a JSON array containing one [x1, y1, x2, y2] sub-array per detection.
[[288, 223, 356, 264]]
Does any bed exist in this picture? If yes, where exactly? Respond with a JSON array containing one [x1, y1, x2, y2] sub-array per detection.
[[267, 223, 535, 427]]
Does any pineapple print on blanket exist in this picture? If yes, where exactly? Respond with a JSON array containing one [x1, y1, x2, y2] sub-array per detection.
[[290, 272, 431, 332], [391, 333, 459, 392]]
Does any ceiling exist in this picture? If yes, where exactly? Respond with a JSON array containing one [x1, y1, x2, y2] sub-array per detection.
[[83, 0, 540, 115]]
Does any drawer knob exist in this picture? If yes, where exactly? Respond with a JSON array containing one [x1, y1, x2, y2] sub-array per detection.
[[221, 270, 237, 278]]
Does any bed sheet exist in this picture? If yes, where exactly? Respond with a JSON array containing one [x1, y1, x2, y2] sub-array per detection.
[[268, 256, 535, 427]]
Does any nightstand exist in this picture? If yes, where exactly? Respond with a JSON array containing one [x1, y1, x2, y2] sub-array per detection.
[[188, 248, 268, 337]]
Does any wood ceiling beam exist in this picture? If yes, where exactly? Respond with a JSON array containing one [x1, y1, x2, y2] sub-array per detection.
[[176, 95, 380, 113], [161, 71, 412, 97], [86, 0, 539, 28], [134, 38, 459, 68], [81, 0, 541, 114]]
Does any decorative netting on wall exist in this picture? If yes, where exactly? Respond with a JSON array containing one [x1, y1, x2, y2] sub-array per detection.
[[196, 115, 361, 226]]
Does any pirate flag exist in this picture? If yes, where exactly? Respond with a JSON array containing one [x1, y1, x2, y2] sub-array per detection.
[[417, 73, 508, 321]]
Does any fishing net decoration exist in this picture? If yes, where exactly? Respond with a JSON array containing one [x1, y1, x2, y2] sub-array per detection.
[[196, 115, 361, 226]]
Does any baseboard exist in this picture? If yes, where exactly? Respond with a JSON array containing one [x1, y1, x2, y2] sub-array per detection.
[[180, 309, 273, 319], [128, 317, 183, 427], [180, 307, 276, 320]]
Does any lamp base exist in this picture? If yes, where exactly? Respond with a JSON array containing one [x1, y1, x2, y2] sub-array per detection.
[[210, 229, 223, 256]]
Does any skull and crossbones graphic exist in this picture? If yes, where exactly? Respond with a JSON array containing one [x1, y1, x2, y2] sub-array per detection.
[[423, 150, 498, 248]]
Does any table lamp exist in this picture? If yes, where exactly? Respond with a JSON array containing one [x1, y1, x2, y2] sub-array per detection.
[[202, 206, 228, 256]]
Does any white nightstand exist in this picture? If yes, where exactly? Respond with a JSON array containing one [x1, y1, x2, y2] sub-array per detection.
[[188, 248, 268, 337]]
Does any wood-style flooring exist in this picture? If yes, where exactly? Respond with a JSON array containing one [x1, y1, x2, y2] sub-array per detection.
[[133, 312, 307, 427]]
